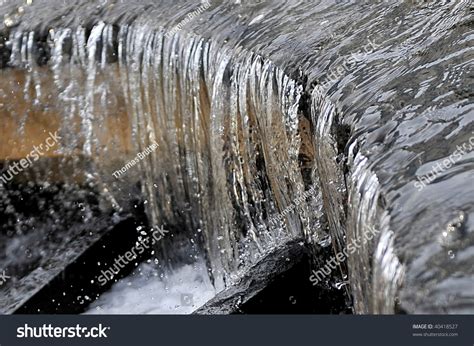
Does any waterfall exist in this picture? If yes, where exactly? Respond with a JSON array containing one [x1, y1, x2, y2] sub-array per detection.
[[1, 0, 472, 314], [5, 21, 326, 292]]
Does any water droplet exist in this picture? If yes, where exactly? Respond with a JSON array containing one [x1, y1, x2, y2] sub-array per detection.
[[439, 211, 467, 249], [4, 16, 15, 28], [335, 281, 348, 290]]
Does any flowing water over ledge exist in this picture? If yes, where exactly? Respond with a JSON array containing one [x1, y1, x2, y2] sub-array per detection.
[[0, 0, 473, 314]]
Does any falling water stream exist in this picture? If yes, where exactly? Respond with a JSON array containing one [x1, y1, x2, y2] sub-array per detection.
[[0, 0, 473, 314]]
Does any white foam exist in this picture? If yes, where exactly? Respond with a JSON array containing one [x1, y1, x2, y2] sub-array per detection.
[[84, 260, 216, 314]]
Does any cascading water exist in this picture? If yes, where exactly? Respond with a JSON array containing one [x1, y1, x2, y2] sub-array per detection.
[[1, 0, 472, 314], [112, 24, 316, 289], [1, 3, 325, 305]]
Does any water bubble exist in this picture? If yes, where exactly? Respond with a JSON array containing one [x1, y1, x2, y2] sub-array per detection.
[[439, 211, 467, 249], [335, 281, 348, 290], [4, 16, 16, 28]]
